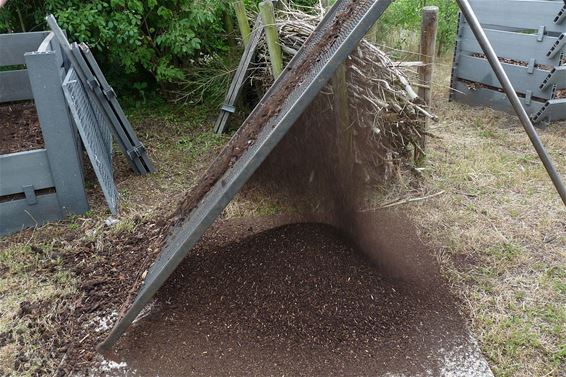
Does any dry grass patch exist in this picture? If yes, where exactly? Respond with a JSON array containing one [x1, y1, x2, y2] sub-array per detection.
[[400, 62, 566, 377]]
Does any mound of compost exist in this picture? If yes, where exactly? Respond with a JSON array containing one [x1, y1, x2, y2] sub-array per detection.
[[0, 102, 44, 155], [113, 2, 426, 323], [112, 221, 464, 376]]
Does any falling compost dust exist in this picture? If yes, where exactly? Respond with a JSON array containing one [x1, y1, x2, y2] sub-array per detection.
[[254, 74, 438, 287]]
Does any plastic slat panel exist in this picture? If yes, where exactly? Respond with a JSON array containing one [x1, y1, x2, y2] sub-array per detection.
[[0, 70, 33, 102], [539, 66, 566, 90], [0, 193, 62, 236], [457, 55, 553, 99], [0, 31, 50, 66], [452, 80, 545, 115], [467, 0, 566, 34], [0, 149, 54, 196], [532, 98, 566, 122], [459, 27, 564, 68]]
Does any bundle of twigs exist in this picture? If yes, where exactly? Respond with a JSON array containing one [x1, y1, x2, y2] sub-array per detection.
[[253, 2, 432, 167]]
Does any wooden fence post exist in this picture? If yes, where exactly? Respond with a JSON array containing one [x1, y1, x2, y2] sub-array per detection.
[[259, 0, 283, 78], [223, 9, 236, 47], [415, 6, 438, 164], [233, 0, 251, 47], [333, 65, 350, 134]]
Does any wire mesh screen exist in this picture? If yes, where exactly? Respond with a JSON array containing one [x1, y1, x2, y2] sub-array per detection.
[[99, 0, 394, 350], [62, 68, 118, 214]]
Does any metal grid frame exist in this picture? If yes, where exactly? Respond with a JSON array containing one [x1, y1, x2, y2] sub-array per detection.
[[99, 0, 394, 350], [46, 15, 155, 175], [214, 14, 264, 134], [63, 68, 119, 214]]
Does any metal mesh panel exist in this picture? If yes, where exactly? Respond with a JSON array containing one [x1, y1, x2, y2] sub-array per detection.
[[62, 68, 118, 214], [100, 0, 392, 350], [150, 1, 378, 276]]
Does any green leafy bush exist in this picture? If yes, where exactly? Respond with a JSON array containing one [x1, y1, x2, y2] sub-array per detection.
[[0, 0, 231, 87], [0, 0, 457, 94]]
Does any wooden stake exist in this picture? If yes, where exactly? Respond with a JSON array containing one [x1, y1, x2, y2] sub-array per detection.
[[367, 22, 379, 44], [259, 1, 283, 78], [333, 64, 350, 134], [324, 0, 350, 157], [415, 6, 438, 164], [223, 9, 236, 47], [233, 0, 251, 47]]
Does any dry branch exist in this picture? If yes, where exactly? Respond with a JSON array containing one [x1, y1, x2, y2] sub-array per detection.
[[251, 2, 432, 163]]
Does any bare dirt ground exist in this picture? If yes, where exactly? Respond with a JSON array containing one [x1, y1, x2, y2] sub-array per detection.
[[1, 60, 565, 376]]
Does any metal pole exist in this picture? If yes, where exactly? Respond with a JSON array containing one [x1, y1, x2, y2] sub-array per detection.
[[456, 0, 566, 207]]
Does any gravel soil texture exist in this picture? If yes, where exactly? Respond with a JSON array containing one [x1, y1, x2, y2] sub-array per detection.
[[106, 214, 492, 377], [0, 102, 44, 155]]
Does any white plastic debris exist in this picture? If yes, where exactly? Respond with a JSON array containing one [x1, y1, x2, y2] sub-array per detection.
[[105, 217, 120, 227]]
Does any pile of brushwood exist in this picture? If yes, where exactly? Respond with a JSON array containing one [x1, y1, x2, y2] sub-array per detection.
[[253, 3, 432, 175]]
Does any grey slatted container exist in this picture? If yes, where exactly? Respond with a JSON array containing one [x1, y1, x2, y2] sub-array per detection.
[[0, 32, 89, 236], [450, 0, 566, 123]]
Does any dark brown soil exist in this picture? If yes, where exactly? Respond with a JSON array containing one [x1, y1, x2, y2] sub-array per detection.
[[6, 216, 169, 376], [110, 218, 465, 376], [5, 211, 471, 376], [4, 215, 302, 376], [0, 102, 44, 155]]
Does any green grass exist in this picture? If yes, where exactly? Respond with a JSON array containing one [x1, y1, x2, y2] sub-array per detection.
[[0, 242, 78, 375], [387, 59, 566, 377]]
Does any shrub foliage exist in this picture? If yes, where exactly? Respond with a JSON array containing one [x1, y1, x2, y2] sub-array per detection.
[[0, 0, 232, 86], [0, 0, 458, 90]]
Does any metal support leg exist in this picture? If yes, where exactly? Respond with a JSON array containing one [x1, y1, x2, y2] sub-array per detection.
[[456, 0, 566, 207]]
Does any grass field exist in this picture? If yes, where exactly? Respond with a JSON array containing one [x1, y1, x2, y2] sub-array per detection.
[[0, 61, 565, 376], [407, 62, 566, 376]]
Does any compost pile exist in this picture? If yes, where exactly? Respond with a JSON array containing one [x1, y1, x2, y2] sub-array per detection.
[[6, 3, 436, 375], [0, 102, 44, 155]]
